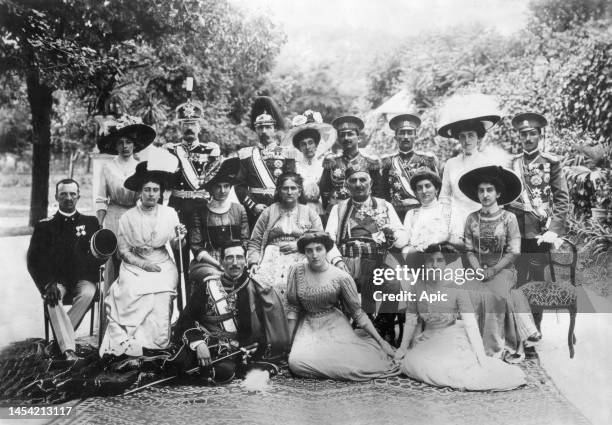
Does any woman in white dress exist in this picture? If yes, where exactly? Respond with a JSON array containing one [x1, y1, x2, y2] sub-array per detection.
[[394, 243, 526, 391], [99, 161, 186, 357], [438, 114, 511, 241], [95, 115, 155, 290]]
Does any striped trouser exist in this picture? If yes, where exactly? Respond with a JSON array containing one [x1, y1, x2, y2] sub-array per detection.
[[47, 280, 96, 353]]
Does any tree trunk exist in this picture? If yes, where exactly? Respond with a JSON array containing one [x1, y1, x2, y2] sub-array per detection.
[[26, 72, 54, 227]]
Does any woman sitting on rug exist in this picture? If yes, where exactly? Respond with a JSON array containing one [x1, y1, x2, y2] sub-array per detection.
[[247, 172, 342, 308], [287, 231, 399, 381], [394, 243, 526, 391], [188, 157, 249, 282], [99, 156, 186, 357], [459, 165, 541, 361]]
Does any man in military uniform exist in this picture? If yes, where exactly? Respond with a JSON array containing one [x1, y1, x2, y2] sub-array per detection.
[[166, 99, 222, 302], [27, 179, 101, 360], [381, 114, 439, 221], [319, 115, 382, 214], [235, 96, 296, 227], [507, 112, 570, 289]]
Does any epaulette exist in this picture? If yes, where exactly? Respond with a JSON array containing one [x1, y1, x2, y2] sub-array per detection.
[[381, 154, 394, 167], [323, 152, 339, 169], [362, 152, 382, 169], [238, 146, 253, 160], [540, 151, 561, 163], [204, 141, 221, 157]]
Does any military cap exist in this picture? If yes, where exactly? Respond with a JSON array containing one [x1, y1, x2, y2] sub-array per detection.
[[175, 100, 204, 122], [250, 96, 285, 130], [332, 115, 364, 133], [389, 114, 421, 132], [511, 112, 548, 132]]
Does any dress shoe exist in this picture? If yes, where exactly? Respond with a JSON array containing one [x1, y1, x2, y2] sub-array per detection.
[[524, 331, 542, 348]]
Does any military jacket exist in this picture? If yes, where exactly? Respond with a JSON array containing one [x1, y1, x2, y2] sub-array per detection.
[[381, 150, 439, 208], [166, 140, 221, 192], [318, 151, 382, 210], [27, 211, 101, 293], [234, 143, 297, 215], [507, 150, 570, 238]]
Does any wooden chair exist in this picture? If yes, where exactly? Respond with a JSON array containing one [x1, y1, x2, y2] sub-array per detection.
[[520, 238, 578, 358], [43, 266, 103, 343]]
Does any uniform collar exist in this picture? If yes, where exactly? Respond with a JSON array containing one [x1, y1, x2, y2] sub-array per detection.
[[57, 210, 78, 218], [398, 149, 413, 160], [343, 150, 361, 161], [181, 140, 201, 151], [523, 148, 540, 161]]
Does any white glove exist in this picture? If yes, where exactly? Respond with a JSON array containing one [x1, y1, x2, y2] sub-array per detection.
[[536, 231, 563, 249]]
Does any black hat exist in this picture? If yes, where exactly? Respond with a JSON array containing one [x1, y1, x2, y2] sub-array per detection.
[[511, 112, 548, 132], [458, 165, 522, 205], [97, 114, 156, 155], [437, 116, 499, 139], [124, 161, 175, 192], [291, 126, 321, 149], [409, 168, 442, 193], [250, 96, 285, 131], [332, 115, 364, 133], [203, 157, 241, 191], [297, 230, 335, 254], [389, 114, 421, 132]]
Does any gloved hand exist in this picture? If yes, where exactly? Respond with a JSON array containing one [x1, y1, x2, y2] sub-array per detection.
[[536, 231, 563, 249]]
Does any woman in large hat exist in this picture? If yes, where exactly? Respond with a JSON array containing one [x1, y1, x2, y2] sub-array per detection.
[[188, 157, 250, 282], [283, 110, 336, 218], [394, 243, 526, 390], [437, 94, 511, 241], [99, 149, 186, 357], [459, 165, 541, 362], [95, 114, 156, 290]]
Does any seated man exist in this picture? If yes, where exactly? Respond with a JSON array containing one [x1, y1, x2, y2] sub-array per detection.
[[171, 241, 265, 383], [27, 178, 101, 360]]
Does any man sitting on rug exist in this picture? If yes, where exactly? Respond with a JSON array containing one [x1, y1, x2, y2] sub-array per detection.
[[170, 241, 278, 383]]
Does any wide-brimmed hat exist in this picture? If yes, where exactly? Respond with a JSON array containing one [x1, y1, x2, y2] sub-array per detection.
[[389, 114, 421, 132], [436, 93, 502, 138], [97, 114, 156, 155], [409, 168, 442, 193], [288, 126, 322, 149], [124, 148, 178, 191], [458, 165, 522, 205], [511, 112, 548, 132], [297, 230, 335, 254], [203, 157, 241, 191]]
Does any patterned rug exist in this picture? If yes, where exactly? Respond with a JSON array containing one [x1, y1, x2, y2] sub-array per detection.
[[45, 356, 590, 425]]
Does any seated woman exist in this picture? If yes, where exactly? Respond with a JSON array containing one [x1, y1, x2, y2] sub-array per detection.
[[248, 172, 342, 308], [99, 159, 186, 357], [189, 157, 249, 282], [459, 165, 541, 361], [394, 244, 526, 391], [287, 231, 399, 381], [400, 168, 454, 261]]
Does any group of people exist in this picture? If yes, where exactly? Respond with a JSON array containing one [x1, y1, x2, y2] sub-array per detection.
[[27, 94, 569, 392]]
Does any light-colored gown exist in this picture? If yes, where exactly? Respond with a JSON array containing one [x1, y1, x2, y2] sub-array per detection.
[[287, 263, 400, 381], [95, 157, 139, 289], [400, 280, 526, 391], [248, 203, 339, 308], [296, 156, 324, 215], [99, 204, 179, 357]]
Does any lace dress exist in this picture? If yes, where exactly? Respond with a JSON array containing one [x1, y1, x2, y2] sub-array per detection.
[[286, 263, 400, 381], [400, 281, 526, 390]]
